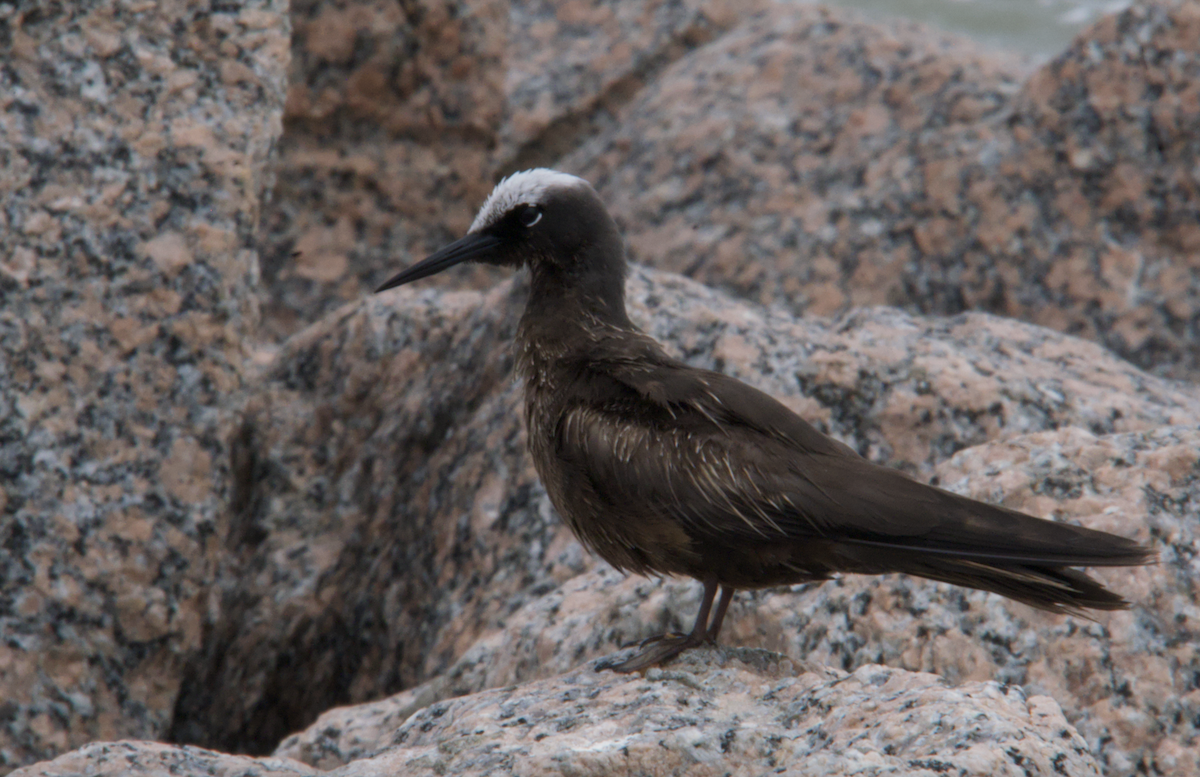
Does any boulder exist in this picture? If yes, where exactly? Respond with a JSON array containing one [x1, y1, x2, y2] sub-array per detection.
[[259, 0, 508, 338], [566, 0, 1200, 379], [7, 0, 1200, 774], [260, 0, 760, 338], [0, 0, 288, 768], [170, 267, 1200, 767], [18, 654, 1106, 777]]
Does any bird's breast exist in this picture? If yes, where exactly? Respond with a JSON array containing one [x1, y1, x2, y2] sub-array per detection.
[[518, 370, 695, 577]]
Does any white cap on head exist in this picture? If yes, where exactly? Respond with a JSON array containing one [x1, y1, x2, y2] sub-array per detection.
[[468, 169, 589, 234]]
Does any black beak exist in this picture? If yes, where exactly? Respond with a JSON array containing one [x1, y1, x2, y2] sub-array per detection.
[[375, 232, 503, 292]]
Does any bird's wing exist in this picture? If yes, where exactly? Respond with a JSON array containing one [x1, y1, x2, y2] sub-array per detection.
[[605, 350, 857, 458], [557, 355, 1148, 567]]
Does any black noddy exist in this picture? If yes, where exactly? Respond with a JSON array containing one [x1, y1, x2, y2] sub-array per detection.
[[378, 169, 1154, 673]]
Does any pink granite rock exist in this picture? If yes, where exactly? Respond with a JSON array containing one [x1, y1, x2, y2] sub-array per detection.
[[171, 266, 1200, 765], [567, 0, 1200, 379], [0, 0, 288, 770], [500, 0, 763, 169], [8, 1, 1200, 774], [325, 654, 1106, 777], [17, 654, 1108, 777], [259, 0, 508, 340], [626, 425, 1200, 776], [274, 424, 1200, 775], [260, 0, 759, 339], [9, 741, 316, 777]]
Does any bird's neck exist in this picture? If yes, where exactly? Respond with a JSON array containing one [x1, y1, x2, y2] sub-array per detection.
[[516, 257, 635, 382], [525, 231, 632, 324]]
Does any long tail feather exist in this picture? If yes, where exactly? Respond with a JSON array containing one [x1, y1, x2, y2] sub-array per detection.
[[904, 557, 1135, 616]]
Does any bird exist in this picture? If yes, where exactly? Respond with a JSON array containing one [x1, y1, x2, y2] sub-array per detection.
[[377, 169, 1155, 673]]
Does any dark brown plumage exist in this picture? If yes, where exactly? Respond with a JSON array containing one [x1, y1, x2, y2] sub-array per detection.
[[377, 169, 1155, 673]]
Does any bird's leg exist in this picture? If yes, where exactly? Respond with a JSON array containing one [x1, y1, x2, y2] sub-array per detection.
[[604, 579, 719, 673], [705, 585, 735, 642], [635, 577, 719, 647]]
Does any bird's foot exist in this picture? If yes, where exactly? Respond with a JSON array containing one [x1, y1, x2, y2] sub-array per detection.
[[634, 631, 688, 648], [600, 632, 709, 673]]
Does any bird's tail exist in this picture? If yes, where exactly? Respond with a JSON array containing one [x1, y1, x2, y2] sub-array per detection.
[[829, 488, 1156, 615], [894, 556, 1139, 616], [814, 466, 1158, 614]]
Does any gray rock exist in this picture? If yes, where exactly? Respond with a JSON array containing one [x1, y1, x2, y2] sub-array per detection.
[[0, 0, 288, 769]]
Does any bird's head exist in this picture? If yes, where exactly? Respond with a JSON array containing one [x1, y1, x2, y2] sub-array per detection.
[[376, 169, 626, 296]]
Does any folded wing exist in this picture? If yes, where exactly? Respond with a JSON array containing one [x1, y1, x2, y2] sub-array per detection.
[[554, 351, 1153, 613]]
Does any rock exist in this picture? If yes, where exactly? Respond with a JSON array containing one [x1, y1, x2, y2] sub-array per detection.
[[280, 651, 1104, 777], [988, 0, 1200, 377], [169, 265, 1200, 759], [564, 3, 1029, 312], [912, 426, 1200, 776], [259, 0, 508, 339], [9, 742, 316, 777], [0, 0, 288, 770], [20, 655, 1106, 777], [261, 0, 759, 339], [500, 0, 762, 170], [8, 0, 1200, 773], [567, 0, 1200, 379], [273, 421, 1200, 776], [167, 283, 533, 754]]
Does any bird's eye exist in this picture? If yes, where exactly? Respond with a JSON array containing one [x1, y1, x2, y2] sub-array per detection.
[[519, 206, 542, 228]]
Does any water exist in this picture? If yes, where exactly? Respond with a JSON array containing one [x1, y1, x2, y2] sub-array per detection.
[[818, 0, 1133, 58]]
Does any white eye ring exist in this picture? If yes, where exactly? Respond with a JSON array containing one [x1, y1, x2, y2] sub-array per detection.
[[523, 210, 542, 227]]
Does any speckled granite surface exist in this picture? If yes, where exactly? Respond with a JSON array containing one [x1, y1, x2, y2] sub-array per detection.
[[272, 425, 1199, 775], [567, 0, 1200, 379], [9, 743, 316, 777], [7, 0, 1200, 775], [500, 0, 761, 170], [324, 655, 1104, 777], [563, 4, 1029, 312], [259, 0, 759, 339], [0, 0, 288, 770], [258, 0, 508, 338], [264, 0, 1200, 378], [166, 266, 1200, 771], [18, 654, 1107, 777]]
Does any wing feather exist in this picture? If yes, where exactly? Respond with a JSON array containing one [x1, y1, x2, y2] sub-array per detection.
[[553, 350, 1149, 568]]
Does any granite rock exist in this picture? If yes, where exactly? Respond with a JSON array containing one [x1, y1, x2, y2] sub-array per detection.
[[563, 2, 1029, 311], [168, 283, 533, 754], [0, 0, 288, 770], [567, 0, 1200, 379], [318, 653, 1105, 777], [297, 423, 1195, 775], [977, 0, 1200, 377], [260, 0, 757, 339], [500, 0, 763, 171], [9, 742, 316, 777], [18, 655, 1106, 777], [259, 0, 508, 338], [8, 0, 1200, 773], [170, 265, 1200, 759]]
